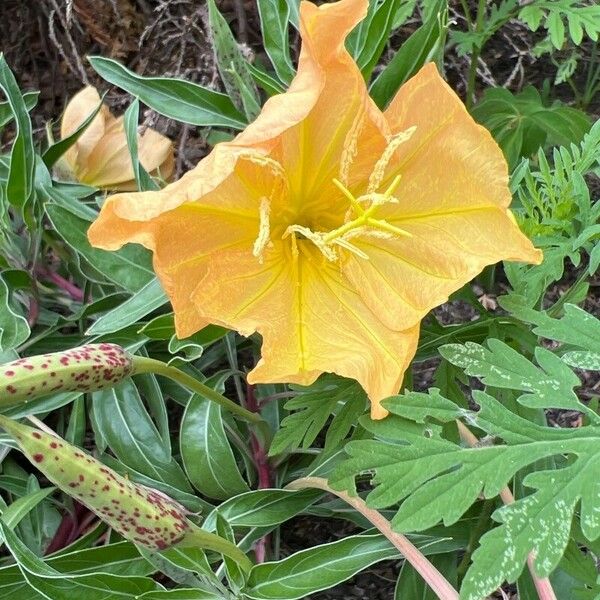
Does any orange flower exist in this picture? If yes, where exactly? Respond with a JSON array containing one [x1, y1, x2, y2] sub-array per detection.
[[58, 86, 174, 190], [88, 0, 541, 418]]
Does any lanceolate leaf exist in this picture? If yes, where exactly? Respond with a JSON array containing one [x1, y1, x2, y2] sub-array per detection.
[[369, 0, 447, 108], [180, 395, 249, 500], [206, 0, 261, 121], [89, 56, 247, 129], [257, 0, 296, 85], [0, 54, 35, 208]]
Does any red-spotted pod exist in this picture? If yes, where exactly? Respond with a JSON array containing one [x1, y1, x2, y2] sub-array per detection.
[[0, 344, 133, 406], [0, 414, 190, 551]]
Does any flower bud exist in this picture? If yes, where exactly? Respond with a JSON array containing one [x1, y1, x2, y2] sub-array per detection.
[[0, 415, 190, 550], [0, 344, 133, 406]]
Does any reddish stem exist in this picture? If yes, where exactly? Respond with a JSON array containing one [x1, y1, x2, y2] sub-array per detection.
[[37, 267, 84, 302], [45, 502, 89, 554], [247, 384, 271, 562]]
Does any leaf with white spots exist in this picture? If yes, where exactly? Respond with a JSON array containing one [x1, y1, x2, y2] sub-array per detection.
[[440, 338, 592, 416], [331, 390, 600, 600]]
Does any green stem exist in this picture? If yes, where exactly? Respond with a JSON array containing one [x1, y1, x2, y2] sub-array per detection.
[[465, 0, 487, 109], [547, 269, 589, 318], [286, 477, 459, 600], [132, 356, 263, 425], [182, 524, 254, 574], [456, 499, 495, 580]]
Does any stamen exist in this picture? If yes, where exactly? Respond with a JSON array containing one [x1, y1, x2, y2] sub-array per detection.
[[238, 150, 287, 184], [367, 126, 416, 194], [331, 237, 370, 259], [338, 108, 365, 186], [283, 225, 338, 262], [253, 197, 272, 263]]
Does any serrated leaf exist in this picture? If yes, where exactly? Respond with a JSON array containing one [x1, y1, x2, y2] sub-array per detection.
[[269, 376, 366, 455], [440, 338, 588, 414], [472, 86, 590, 167], [333, 390, 600, 600]]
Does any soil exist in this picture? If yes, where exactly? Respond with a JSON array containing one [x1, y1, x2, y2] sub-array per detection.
[[1, 1, 598, 598]]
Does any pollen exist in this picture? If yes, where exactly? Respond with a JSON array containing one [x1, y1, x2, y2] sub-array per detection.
[[367, 126, 416, 194], [252, 197, 273, 263]]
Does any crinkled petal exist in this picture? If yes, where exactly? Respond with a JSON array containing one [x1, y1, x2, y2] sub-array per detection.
[[191, 243, 419, 419], [342, 63, 542, 330]]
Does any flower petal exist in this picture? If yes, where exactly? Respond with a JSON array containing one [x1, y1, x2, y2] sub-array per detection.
[[341, 63, 542, 330], [60, 86, 108, 173], [191, 243, 419, 419]]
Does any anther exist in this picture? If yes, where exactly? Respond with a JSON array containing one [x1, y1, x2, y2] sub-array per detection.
[[367, 126, 416, 194], [253, 197, 273, 263]]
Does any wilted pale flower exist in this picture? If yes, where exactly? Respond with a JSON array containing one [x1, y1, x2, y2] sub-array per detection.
[[57, 86, 174, 190], [88, 0, 542, 418]]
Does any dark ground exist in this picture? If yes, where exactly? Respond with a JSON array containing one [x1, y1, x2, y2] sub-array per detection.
[[1, 1, 599, 598]]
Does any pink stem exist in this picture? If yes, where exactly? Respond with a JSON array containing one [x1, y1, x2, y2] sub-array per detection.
[[247, 384, 271, 562], [286, 477, 459, 600], [37, 267, 84, 302]]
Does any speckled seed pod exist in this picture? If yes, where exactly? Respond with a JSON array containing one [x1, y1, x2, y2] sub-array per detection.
[[0, 344, 133, 406], [0, 415, 190, 551]]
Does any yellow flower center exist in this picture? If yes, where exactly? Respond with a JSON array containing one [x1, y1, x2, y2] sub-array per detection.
[[251, 126, 417, 264]]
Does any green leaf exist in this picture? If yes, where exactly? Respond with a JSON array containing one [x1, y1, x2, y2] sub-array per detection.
[[92, 379, 192, 491], [472, 86, 590, 167], [348, 0, 403, 79], [203, 489, 323, 529], [180, 395, 249, 500], [0, 275, 29, 352], [45, 203, 154, 293], [0, 54, 35, 208], [269, 376, 366, 455], [439, 338, 590, 415], [257, 0, 296, 85], [88, 56, 247, 129], [0, 488, 55, 530], [369, 0, 447, 109], [332, 389, 600, 600], [0, 520, 160, 599], [123, 99, 160, 191], [519, 1, 600, 49], [42, 95, 104, 169], [0, 91, 38, 128], [138, 590, 227, 599], [206, 0, 261, 121], [243, 533, 400, 599], [86, 278, 168, 335]]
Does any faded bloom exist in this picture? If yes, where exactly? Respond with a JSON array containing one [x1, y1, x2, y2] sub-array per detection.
[[88, 0, 542, 418], [57, 86, 174, 190]]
